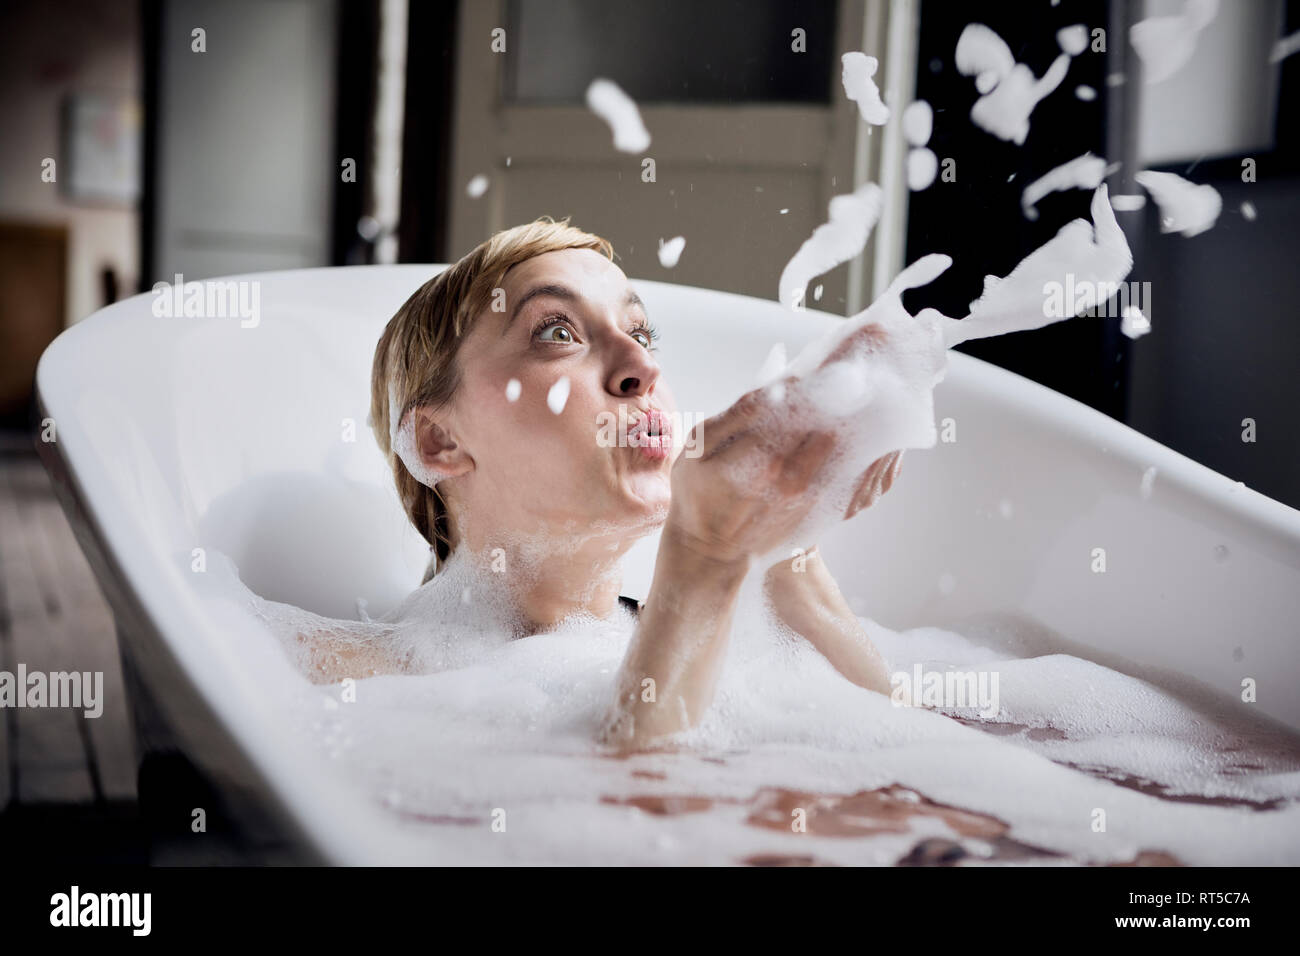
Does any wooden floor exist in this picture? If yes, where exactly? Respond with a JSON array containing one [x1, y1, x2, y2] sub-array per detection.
[[0, 451, 140, 848]]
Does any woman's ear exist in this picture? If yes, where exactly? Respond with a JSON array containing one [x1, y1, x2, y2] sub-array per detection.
[[412, 405, 474, 480]]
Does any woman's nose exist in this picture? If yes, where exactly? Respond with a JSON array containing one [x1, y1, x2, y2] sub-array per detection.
[[610, 342, 660, 397]]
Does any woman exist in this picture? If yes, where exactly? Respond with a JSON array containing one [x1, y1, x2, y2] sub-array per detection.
[[303, 216, 902, 753]]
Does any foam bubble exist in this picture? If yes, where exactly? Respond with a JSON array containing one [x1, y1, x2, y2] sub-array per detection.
[[658, 236, 685, 268], [956, 23, 1069, 145], [1130, 0, 1219, 85], [841, 52, 890, 125], [908, 148, 939, 191], [1056, 24, 1087, 56], [1121, 305, 1150, 339], [902, 100, 933, 146], [777, 182, 883, 311], [586, 78, 651, 153], [1135, 170, 1222, 237], [505, 378, 522, 402], [1020, 152, 1107, 220], [466, 174, 488, 198], [1140, 465, 1157, 500], [547, 376, 570, 414]]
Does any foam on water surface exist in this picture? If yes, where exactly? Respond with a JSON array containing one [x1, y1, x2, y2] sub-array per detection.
[[202, 552, 1300, 865]]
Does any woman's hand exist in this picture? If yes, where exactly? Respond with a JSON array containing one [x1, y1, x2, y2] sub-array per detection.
[[844, 450, 904, 520], [763, 545, 893, 695], [664, 323, 896, 567]]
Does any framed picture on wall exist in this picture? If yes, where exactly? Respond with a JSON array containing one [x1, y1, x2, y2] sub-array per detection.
[[61, 91, 141, 206]]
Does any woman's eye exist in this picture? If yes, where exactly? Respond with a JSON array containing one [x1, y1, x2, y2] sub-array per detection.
[[631, 330, 651, 348], [535, 320, 574, 343]]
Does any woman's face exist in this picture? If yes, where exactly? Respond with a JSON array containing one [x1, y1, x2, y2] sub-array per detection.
[[438, 248, 680, 550]]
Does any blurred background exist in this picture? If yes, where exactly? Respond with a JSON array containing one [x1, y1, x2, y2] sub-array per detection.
[[0, 0, 1296, 859]]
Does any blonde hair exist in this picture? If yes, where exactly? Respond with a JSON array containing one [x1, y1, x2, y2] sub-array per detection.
[[370, 216, 615, 583]]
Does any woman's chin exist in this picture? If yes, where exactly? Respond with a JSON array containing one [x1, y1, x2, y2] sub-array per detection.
[[623, 473, 672, 522]]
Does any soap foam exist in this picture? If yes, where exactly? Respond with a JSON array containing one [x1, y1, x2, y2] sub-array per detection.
[[200, 550, 1300, 865]]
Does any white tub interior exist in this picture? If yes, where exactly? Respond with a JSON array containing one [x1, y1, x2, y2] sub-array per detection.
[[36, 265, 1300, 864]]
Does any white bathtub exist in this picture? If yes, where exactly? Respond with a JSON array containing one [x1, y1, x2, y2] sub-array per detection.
[[35, 264, 1300, 864]]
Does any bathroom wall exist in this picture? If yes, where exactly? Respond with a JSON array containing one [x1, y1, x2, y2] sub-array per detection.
[[0, 0, 140, 328], [148, 0, 338, 283]]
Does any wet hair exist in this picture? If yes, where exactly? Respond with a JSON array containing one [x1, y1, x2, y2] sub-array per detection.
[[369, 216, 615, 583]]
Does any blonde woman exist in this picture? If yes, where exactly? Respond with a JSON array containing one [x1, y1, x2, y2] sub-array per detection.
[[301, 217, 901, 752]]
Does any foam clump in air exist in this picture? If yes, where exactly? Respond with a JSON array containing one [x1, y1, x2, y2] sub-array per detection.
[[902, 101, 933, 145], [955, 23, 1073, 145], [1130, 0, 1219, 84], [740, 186, 1132, 568], [466, 175, 488, 198], [902, 101, 938, 191], [778, 182, 883, 310], [1056, 24, 1088, 56], [1134, 170, 1222, 237], [658, 236, 685, 268], [586, 78, 651, 153], [946, 184, 1133, 346], [1020, 152, 1108, 220], [841, 52, 890, 125], [1121, 305, 1150, 339], [907, 149, 939, 191]]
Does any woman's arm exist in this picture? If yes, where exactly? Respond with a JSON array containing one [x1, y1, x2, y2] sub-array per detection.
[[599, 523, 751, 749], [763, 545, 893, 695]]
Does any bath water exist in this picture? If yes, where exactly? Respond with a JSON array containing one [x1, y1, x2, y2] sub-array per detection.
[[202, 549, 1300, 866]]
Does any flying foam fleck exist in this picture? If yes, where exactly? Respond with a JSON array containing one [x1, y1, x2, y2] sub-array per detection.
[[778, 182, 883, 310], [1130, 0, 1219, 85], [658, 236, 686, 268], [841, 52, 890, 125], [547, 376, 571, 414], [1020, 152, 1108, 220], [586, 78, 651, 153], [1134, 170, 1222, 237]]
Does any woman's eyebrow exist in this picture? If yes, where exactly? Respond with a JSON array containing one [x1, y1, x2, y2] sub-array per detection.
[[503, 284, 648, 336]]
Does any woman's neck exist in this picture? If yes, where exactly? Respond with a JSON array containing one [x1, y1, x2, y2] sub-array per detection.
[[454, 529, 636, 636]]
